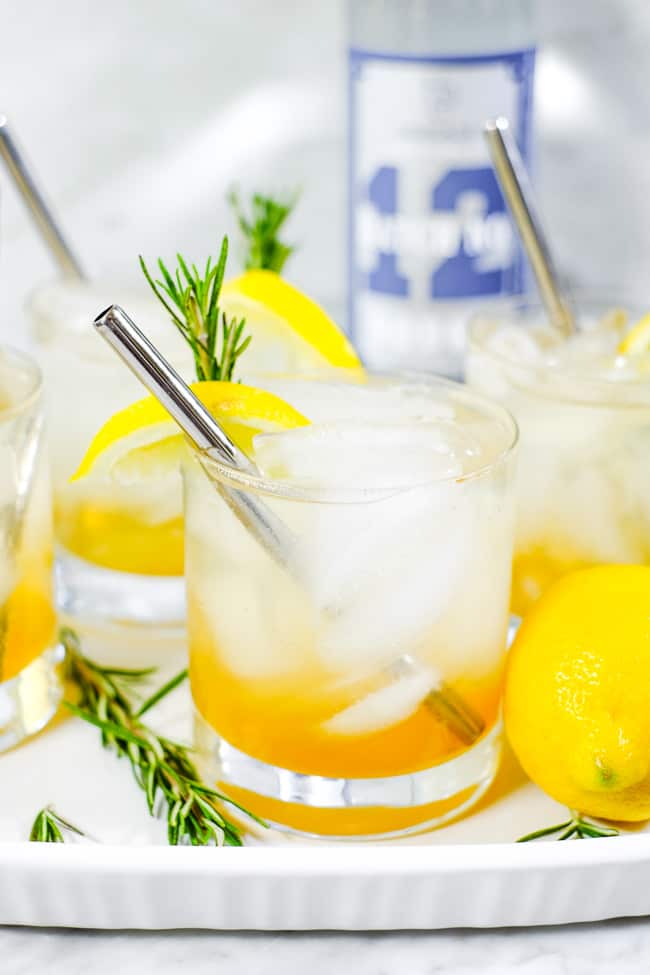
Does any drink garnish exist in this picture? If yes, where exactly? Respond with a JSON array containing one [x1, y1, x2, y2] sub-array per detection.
[[228, 188, 296, 273], [617, 311, 650, 355], [140, 236, 251, 382], [506, 565, 650, 829], [29, 806, 87, 843], [72, 381, 308, 482], [518, 810, 619, 842], [56, 628, 264, 846]]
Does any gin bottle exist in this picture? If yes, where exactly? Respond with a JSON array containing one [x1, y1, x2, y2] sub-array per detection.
[[347, 0, 536, 377]]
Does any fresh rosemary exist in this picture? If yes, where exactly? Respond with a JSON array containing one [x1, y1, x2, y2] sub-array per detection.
[[228, 189, 296, 274], [140, 235, 251, 382], [60, 628, 263, 846], [518, 810, 619, 842], [29, 806, 86, 844]]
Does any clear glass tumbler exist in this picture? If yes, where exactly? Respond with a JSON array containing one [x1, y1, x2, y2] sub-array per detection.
[[27, 278, 193, 630], [0, 346, 62, 751], [185, 374, 517, 837], [467, 298, 650, 617]]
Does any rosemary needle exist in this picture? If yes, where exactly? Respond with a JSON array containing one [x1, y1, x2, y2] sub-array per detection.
[[140, 235, 251, 383], [228, 189, 297, 274], [29, 806, 86, 844], [60, 628, 264, 846], [518, 810, 619, 842], [136, 668, 189, 719]]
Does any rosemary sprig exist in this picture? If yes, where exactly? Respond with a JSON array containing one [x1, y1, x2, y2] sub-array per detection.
[[29, 806, 86, 844], [518, 810, 619, 842], [228, 189, 296, 274], [140, 235, 251, 382], [60, 628, 263, 846]]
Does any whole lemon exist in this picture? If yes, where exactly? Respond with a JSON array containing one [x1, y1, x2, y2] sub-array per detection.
[[505, 565, 650, 822]]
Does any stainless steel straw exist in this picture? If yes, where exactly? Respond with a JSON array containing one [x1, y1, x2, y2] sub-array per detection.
[[484, 116, 575, 336], [0, 115, 85, 280], [94, 304, 484, 745], [94, 304, 294, 565]]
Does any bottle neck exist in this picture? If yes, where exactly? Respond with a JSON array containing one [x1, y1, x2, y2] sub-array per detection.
[[348, 0, 536, 57]]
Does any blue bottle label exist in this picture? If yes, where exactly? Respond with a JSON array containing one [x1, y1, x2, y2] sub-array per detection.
[[348, 47, 536, 333]]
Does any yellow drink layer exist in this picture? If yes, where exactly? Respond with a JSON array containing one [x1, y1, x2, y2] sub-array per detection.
[[190, 613, 504, 779], [55, 502, 184, 576], [220, 784, 483, 838], [511, 546, 595, 618], [1, 568, 56, 682], [0, 405, 56, 681], [0, 347, 61, 750]]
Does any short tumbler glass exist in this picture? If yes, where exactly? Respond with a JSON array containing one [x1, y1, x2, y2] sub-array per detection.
[[27, 278, 193, 630], [467, 299, 650, 617], [185, 374, 518, 838], [0, 347, 61, 751]]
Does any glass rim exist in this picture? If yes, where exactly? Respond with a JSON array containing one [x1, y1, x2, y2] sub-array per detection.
[[468, 293, 650, 402], [0, 345, 42, 422], [25, 276, 162, 335], [192, 371, 519, 504], [26, 274, 153, 305]]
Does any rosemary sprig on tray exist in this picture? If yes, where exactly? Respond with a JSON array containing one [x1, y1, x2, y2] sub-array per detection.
[[518, 810, 619, 842], [229, 189, 296, 274], [140, 236, 251, 382], [29, 806, 86, 844], [60, 628, 263, 846]]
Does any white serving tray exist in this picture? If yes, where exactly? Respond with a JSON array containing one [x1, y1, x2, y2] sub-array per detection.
[[1, 632, 648, 931]]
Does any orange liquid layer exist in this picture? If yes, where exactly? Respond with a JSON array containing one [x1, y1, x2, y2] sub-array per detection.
[[222, 782, 483, 837], [1, 574, 57, 682], [191, 641, 504, 780], [511, 546, 595, 617], [56, 502, 184, 576]]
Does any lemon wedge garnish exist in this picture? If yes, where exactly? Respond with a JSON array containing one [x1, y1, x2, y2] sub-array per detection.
[[75, 273, 357, 482], [617, 312, 650, 355], [73, 381, 309, 483], [64, 272, 355, 574], [221, 270, 361, 373]]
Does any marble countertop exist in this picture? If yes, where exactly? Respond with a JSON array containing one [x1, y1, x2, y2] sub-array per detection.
[[2, 0, 650, 969], [2, 918, 650, 974]]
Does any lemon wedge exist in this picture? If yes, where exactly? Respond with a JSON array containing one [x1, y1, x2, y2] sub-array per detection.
[[617, 312, 650, 355], [221, 270, 361, 373], [73, 381, 309, 484], [63, 271, 356, 576]]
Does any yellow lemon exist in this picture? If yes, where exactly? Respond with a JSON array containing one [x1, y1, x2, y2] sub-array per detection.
[[75, 272, 359, 480], [65, 270, 357, 575], [62, 383, 308, 575], [73, 381, 309, 483], [617, 311, 650, 355], [505, 565, 650, 822], [221, 270, 361, 373]]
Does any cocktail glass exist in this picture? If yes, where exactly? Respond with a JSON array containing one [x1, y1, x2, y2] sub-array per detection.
[[467, 298, 650, 617], [0, 346, 61, 750], [185, 374, 517, 837], [27, 278, 193, 629]]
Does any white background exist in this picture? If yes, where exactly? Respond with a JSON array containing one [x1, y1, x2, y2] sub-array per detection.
[[1, 0, 650, 341]]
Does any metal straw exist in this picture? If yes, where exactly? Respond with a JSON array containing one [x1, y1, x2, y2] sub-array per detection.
[[0, 115, 85, 280], [94, 304, 294, 566], [94, 304, 484, 745], [484, 116, 575, 336]]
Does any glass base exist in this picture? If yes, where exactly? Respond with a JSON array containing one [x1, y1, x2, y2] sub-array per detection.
[[55, 546, 186, 631], [0, 643, 64, 753], [194, 709, 502, 839]]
